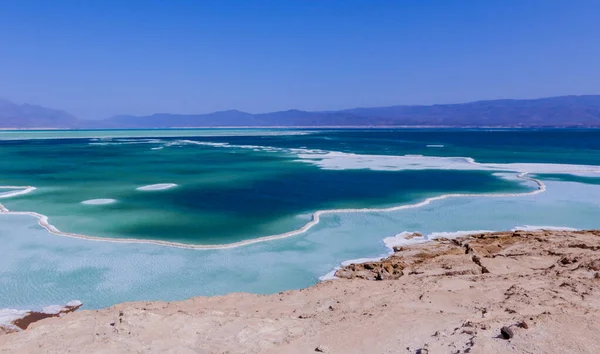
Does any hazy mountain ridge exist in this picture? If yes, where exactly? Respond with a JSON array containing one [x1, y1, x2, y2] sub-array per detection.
[[0, 99, 79, 128], [2, 95, 600, 129]]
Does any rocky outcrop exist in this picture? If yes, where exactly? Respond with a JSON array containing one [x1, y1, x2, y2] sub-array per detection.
[[335, 259, 406, 280], [0, 301, 82, 335], [336, 229, 600, 282]]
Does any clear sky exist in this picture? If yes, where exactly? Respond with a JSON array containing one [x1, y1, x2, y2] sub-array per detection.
[[1, 0, 599, 119]]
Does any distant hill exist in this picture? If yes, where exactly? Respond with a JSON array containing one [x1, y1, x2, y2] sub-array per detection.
[[341, 95, 600, 127], [3, 95, 600, 129], [0, 99, 79, 129], [83, 95, 600, 128]]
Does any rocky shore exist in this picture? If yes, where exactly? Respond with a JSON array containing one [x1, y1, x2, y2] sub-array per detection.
[[2, 229, 600, 353], [0, 301, 82, 335]]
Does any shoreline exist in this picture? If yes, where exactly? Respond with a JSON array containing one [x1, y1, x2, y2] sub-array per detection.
[[0, 173, 545, 250], [3, 229, 600, 353]]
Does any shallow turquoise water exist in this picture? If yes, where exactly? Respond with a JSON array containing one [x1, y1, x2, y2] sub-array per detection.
[[1, 129, 600, 310]]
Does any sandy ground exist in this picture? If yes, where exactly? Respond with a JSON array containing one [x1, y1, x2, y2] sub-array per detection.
[[2, 229, 600, 353]]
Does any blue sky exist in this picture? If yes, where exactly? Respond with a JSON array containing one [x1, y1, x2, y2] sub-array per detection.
[[1, 0, 599, 119]]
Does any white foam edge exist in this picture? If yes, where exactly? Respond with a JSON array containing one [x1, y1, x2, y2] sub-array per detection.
[[81, 199, 117, 205], [136, 183, 178, 191], [294, 150, 600, 175], [41, 300, 82, 314], [318, 268, 339, 281], [0, 309, 31, 329], [0, 186, 36, 199], [340, 256, 387, 267], [41, 305, 66, 315], [88, 139, 163, 146], [427, 230, 496, 239], [176, 139, 326, 155], [512, 225, 579, 232], [382, 231, 426, 251]]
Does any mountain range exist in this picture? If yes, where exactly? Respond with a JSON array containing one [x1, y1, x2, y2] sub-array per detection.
[[0, 99, 79, 129], [2, 95, 600, 129]]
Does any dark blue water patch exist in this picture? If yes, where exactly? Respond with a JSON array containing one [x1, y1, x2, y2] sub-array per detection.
[[106, 169, 530, 244]]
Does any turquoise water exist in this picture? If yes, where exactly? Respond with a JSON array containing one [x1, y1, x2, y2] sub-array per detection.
[[1, 129, 600, 309], [0, 132, 533, 244]]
